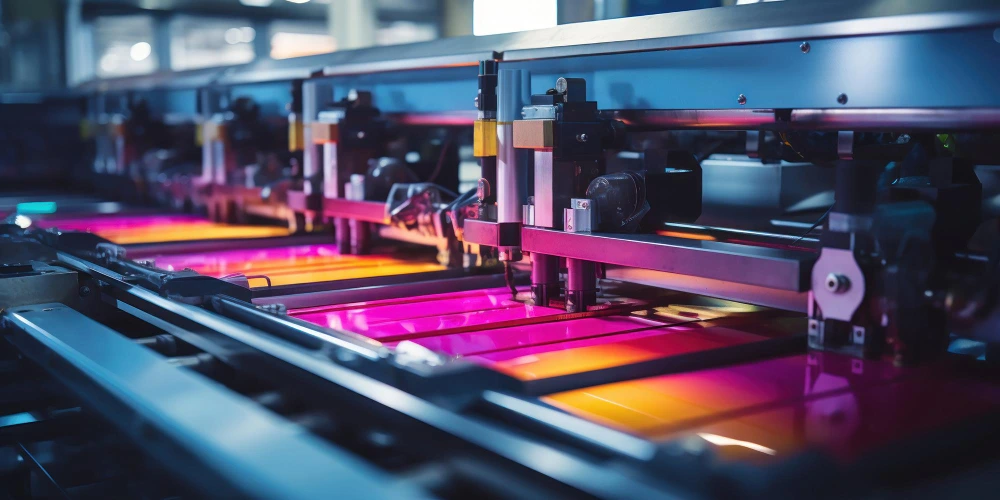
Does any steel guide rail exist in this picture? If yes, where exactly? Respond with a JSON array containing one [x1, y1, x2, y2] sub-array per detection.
[[1, 305, 418, 500], [50, 251, 685, 499]]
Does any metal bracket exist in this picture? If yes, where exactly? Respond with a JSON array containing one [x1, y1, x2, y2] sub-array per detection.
[[811, 247, 865, 322]]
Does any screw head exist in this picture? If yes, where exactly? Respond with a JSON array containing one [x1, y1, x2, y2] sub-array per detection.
[[800, 42, 811, 53], [555, 77, 568, 94], [837, 93, 849, 105], [576, 133, 588, 142], [825, 273, 851, 294], [737, 94, 747, 106], [357, 131, 365, 139]]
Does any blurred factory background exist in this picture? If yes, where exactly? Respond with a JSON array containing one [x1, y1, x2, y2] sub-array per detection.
[[0, 0, 754, 92]]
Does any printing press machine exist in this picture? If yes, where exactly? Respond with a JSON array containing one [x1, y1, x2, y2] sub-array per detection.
[[5, 1, 1000, 498]]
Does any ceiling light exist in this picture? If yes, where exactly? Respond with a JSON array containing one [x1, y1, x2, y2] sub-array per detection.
[[286, 0, 312, 4], [239, 0, 274, 6], [224, 28, 242, 44], [129, 42, 152, 61], [240, 26, 256, 43]]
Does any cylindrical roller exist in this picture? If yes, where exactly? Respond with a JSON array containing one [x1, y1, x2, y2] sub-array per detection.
[[480, 156, 497, 205], [302, 82, 320, 195], [350, 219, 372, 255], [335, 217, 351, 254], [497, 69, 528, 261], [565, 258, 597, 313], [531, 253, 561, 307]]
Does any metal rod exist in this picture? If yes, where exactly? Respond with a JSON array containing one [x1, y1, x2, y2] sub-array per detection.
[[531, 253, 561, 307], [496, 69, 527, 261], [565, 258, 597, 313]]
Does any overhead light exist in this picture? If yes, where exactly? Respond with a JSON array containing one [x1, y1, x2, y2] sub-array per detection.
[[99, 52, 120, 72], [473, 0, 557, 36], [12, 215, 32, 229], [239, 0, 274, 6], [286, 0, 312, 4], [224, 28, 242, 44], [130, 41, 152, 61], [240, 26, 256, 42]]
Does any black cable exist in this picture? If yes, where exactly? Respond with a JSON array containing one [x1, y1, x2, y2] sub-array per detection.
[[793, 205, 833, 245]]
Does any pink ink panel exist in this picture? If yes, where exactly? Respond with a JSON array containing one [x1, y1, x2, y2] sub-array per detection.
[[397, 315, 667, 358], [290, 287, 564, 341], [291, 289, 800, 380]]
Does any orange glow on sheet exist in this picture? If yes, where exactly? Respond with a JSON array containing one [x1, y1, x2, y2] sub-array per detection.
[[152, 245, 444, 288], [245, 261, 443, 287], [103, 223, 291, 245], [656, 230, 717, 241], [491, 326, 763, 381]]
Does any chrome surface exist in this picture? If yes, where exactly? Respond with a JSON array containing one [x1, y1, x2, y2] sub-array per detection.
[[533, 150, 556, 228], [497, 69, 527, 256]]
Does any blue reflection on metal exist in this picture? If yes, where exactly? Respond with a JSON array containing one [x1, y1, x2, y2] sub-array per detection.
[[505, 28, 1000, 109], [322, 66, 479, 114]]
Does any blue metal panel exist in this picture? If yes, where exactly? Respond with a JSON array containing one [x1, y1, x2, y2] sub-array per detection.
[[506, 28, 1000, 109], [229, 81, 297, 117], [164, 89, 199, 116], [320, 65, 478, 114]]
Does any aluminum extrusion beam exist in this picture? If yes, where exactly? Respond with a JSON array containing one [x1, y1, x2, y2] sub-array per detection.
[[521, 227, 814, 291], [501, 0, 1000, 61]]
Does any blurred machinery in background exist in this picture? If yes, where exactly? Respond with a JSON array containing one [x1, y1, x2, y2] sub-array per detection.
[[4, 1, 1000, 498]]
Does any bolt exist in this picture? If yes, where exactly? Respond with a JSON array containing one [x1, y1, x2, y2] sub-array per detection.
[[357, 131, 365, 139], [737, 94, 747, 106], [555, 77, 568, 94], [837, 93, 849, 105], [79, 286, 91, 297], [576, 133, 588, 142], [800, 42, 810, 53], [825, 273, 851, 294]]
